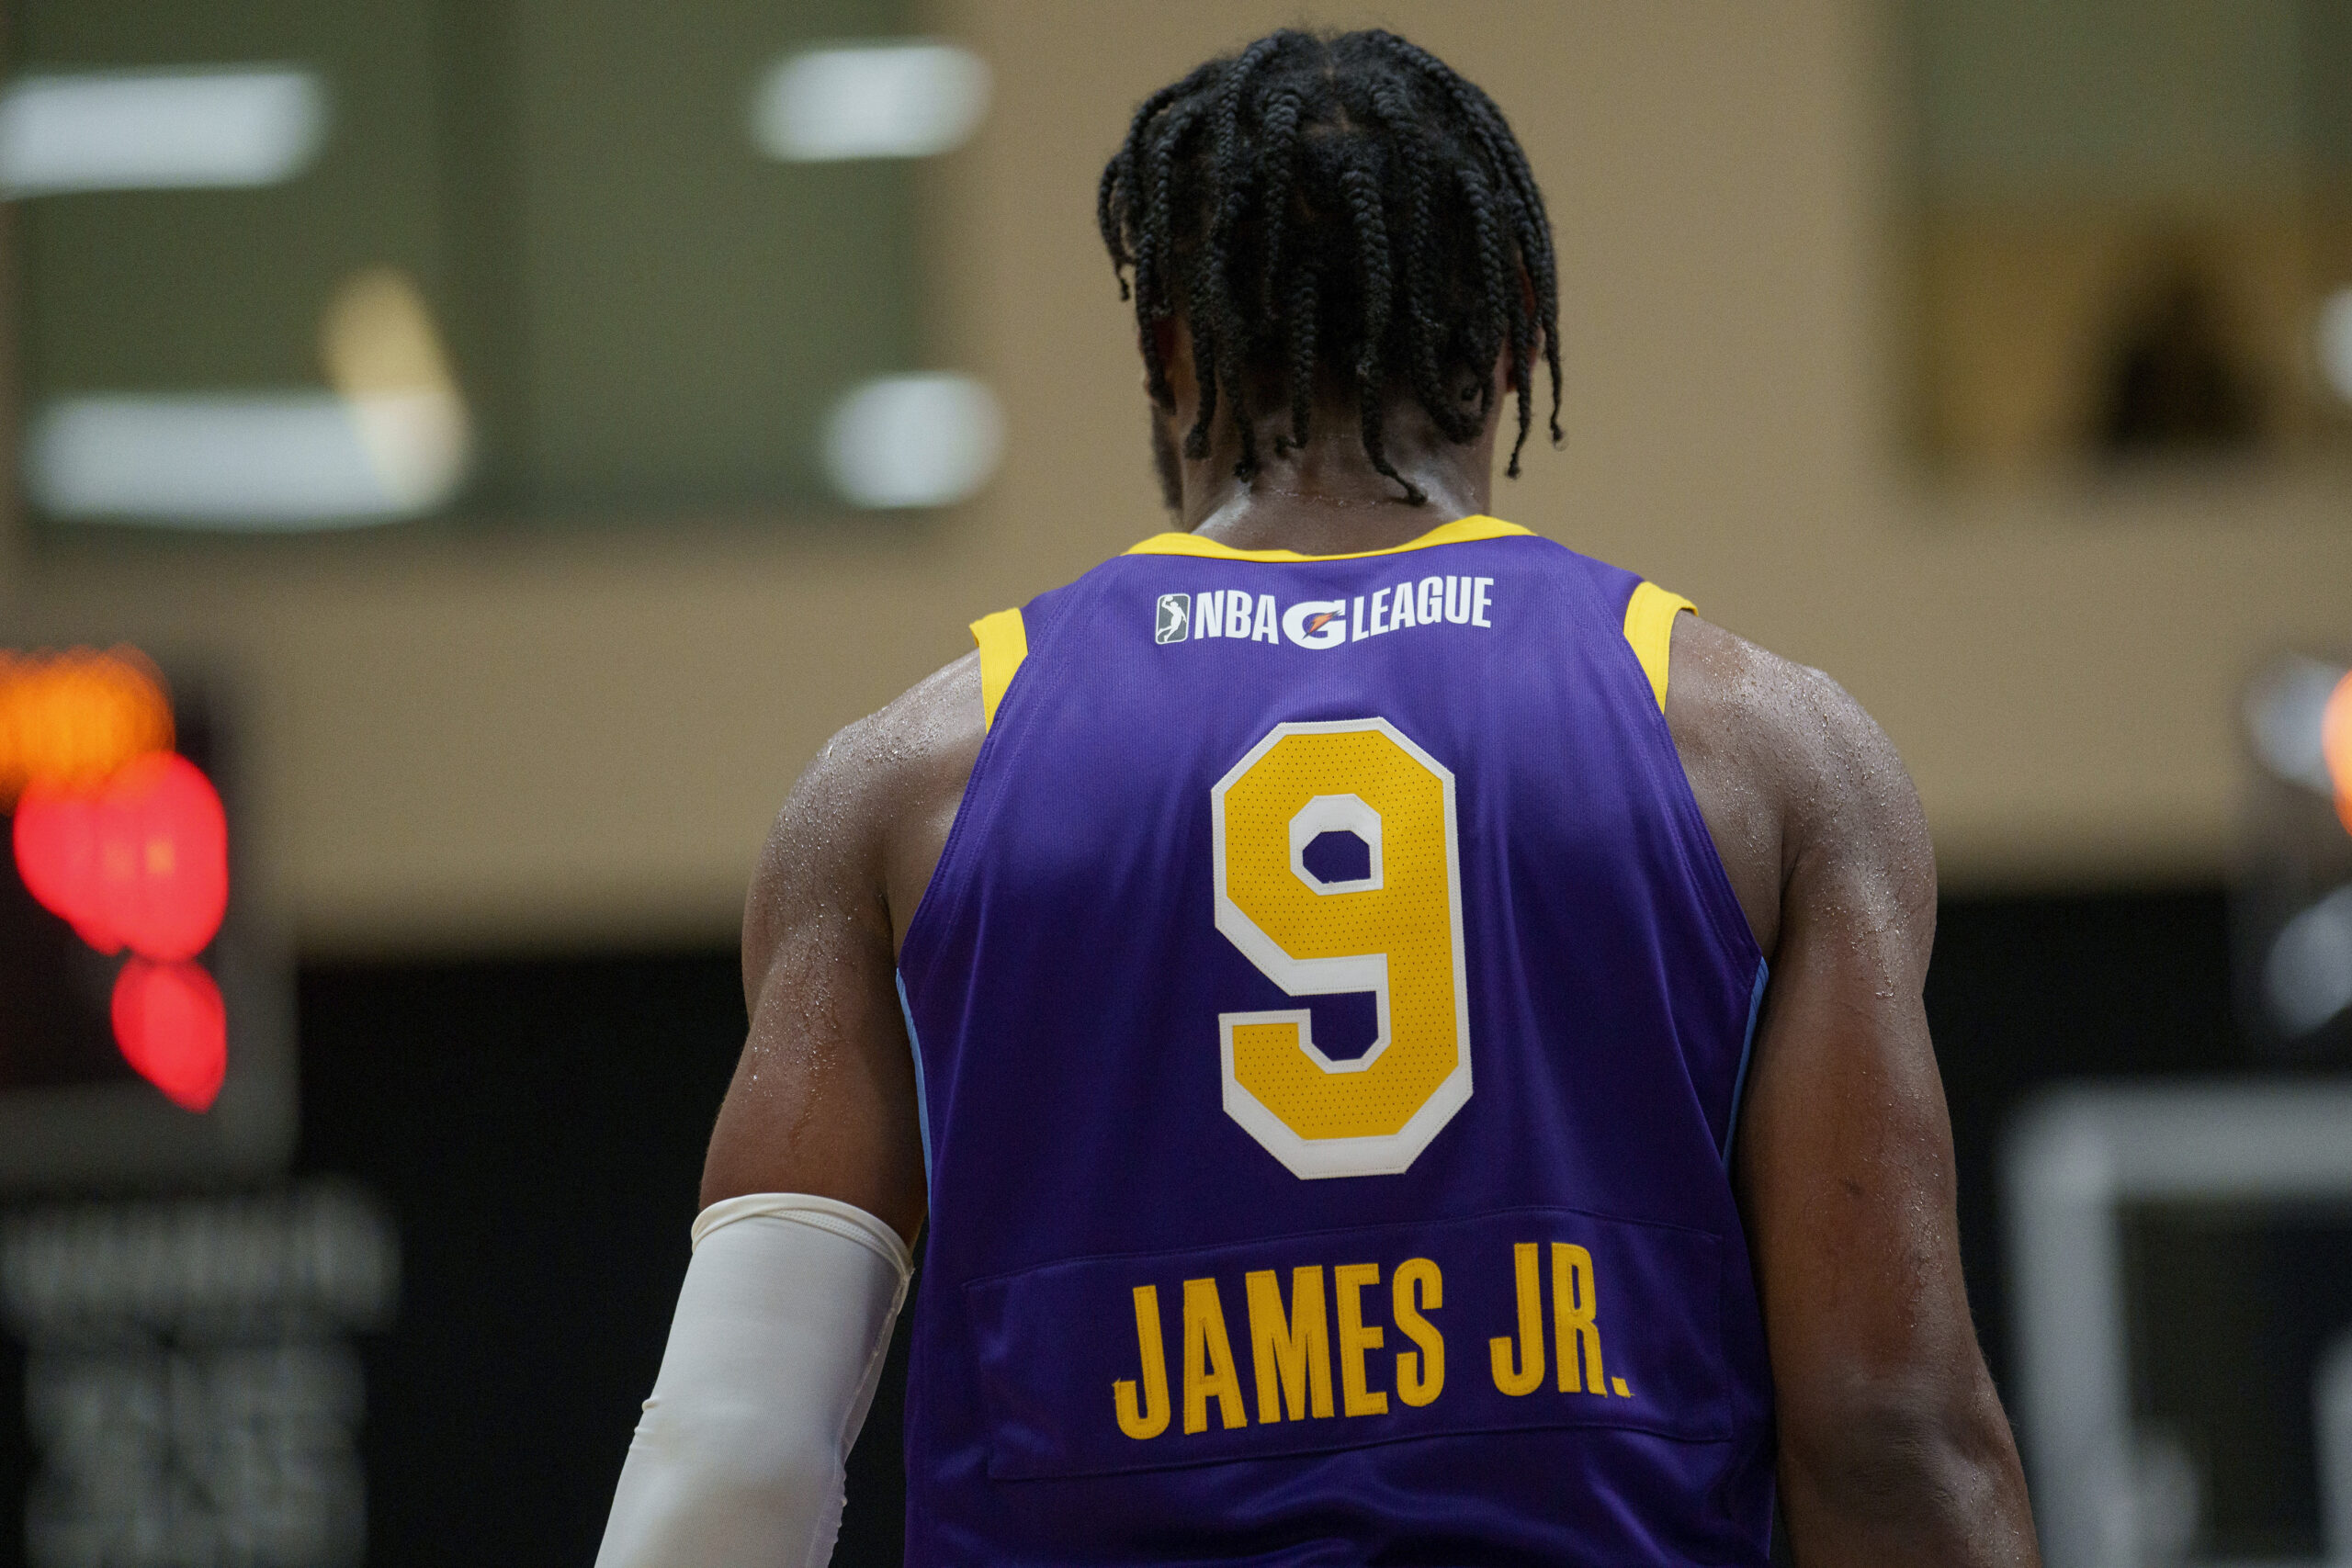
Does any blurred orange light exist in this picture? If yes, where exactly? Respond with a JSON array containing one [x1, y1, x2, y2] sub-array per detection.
[[14, 752, 229, 961], [2324, 671, 2352, 833], [0, 648, 174, 807]]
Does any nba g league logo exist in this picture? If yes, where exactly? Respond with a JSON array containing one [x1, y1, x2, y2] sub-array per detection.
[[1155, 581, 1495, 649], [1157, 593, 1192, 644]]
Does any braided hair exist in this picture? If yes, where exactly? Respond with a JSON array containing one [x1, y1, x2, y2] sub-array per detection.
[[1099, 29, 1564, 503]]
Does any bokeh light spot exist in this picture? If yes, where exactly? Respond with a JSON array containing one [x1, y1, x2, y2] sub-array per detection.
[[2324, 671, 2352, 835], [0, 647, 173, 807], [110, 957, 227, 1111], [15, 752, 229, 960]]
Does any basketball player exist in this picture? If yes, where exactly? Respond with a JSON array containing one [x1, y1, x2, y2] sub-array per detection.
[[598, 28, 2039, 1567]]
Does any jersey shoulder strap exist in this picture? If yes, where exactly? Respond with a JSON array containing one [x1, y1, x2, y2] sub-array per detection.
[[968, 607, 1028, 733], [1620, 580, 1695, 710]]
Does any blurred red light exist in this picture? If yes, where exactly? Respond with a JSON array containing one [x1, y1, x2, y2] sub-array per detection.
[[110, 958, 227, 1111], [14, 752, 229, 961]]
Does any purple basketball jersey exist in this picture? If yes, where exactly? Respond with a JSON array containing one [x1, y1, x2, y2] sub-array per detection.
[[895, 516, 1772, 1565]]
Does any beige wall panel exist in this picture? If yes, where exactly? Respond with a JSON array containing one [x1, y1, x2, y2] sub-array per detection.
[[4, 0, 2346, 952]]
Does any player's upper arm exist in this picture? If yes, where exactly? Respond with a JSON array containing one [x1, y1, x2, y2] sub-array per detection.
[[698, 654, 983, 1246], [1726, 657, 2038, 1564]]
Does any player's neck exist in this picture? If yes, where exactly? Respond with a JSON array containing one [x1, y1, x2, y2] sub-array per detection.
[[1172, 401, 1499, 558]]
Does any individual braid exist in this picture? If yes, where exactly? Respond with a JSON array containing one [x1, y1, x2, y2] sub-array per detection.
[[1133, 100, 1205, 405], [1459, 153, 1536, 477], [1252, 85, 1306, 313], [1338, 154, 1423, 504], [1366, 75, 1477, 445], [1099, 82, 1183, 298], [1278, 264, 1319, 455], [1192, 37, 1283, 478], [1456, 163, 1508, 428]]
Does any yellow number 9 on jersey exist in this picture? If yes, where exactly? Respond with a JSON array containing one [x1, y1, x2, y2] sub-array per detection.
[[1211, 718, 1472, 1179]]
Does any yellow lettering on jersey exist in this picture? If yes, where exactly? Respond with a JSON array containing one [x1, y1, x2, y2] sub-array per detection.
[[1490, 1242, 1546, 1395], [1114, 1285, 1171, 1439], [1110, 1245, 1626, 1448], [1182, 1277, 1248, 1433], [1245, 1267, 1333, 1424], [1333, 1262, 1389, 1417], [1391, 1258, 1445, 1407], [1552, 1243, 1610, 1394]]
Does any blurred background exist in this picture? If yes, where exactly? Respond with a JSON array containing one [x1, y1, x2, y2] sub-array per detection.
[[0, 2, 2347, 1564]]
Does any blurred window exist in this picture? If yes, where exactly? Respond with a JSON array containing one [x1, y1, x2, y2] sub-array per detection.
[[6, 0, 991, 534], [1902, 0, 2352, 478]]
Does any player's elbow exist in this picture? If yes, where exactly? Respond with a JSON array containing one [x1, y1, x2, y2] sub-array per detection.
[[1781, 1376, 2033, 1557]]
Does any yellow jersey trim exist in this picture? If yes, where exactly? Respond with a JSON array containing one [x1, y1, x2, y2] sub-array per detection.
[[970, 607, 1028, 733], [1623, 581, 1694, 711], [1123, 514, 1532, 562]]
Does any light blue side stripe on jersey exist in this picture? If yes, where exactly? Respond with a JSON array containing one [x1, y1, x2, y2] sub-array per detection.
[[895, 969, 935, 1183], [1721, 957, 1770, 1167]]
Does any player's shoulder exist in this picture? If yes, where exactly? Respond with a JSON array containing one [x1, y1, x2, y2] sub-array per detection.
[[746, 651, 982, 966], [1670, 615, 1882, 768], [1668, 612, 1933, 914], [782, 650, 979, 815]]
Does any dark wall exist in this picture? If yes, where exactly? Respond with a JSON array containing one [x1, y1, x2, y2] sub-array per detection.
[[291, 953, 750, 1567], [291, 946, 918, 1566], [1, 888, 2255, 1566], [1927, 888, 2248, 1391]]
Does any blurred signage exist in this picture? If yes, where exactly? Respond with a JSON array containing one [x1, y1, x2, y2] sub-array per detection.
[[0, 647, 291, 1190], [3, 1185, 397, 1568]]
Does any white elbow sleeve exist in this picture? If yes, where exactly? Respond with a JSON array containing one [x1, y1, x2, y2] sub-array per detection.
[[594, 1195, 912, 1568]]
